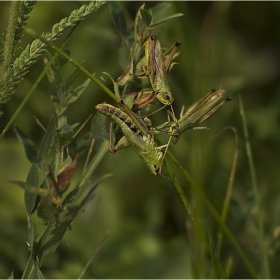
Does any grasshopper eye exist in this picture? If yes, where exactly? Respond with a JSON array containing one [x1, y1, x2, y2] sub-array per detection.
[[151, 35, 156, 41], [164, 92, 171, 101]]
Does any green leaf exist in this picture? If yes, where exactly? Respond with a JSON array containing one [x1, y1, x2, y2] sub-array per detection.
[[37, 196, 56, 223], [78, 138, 110, 188], [71, 115, 92, 141], [150, 2, 171, 23], [150, 13, 185, 28], [72, 174, 111, 209], [101, 71, 121, 98], [25, 164, 44, 215], [57, 124, 74, 136], [134, 4, 145, 43], [37, 220, 73, 265], [66, 77, 91, 105], [90, 112, 113, 142], [13, 124, 39, 163], [11, 179, 58, 222], [39, 116, 56, 162], [109, 2, 127, 36], [140, 6, 153, 27], [118, 36, 132, 70]]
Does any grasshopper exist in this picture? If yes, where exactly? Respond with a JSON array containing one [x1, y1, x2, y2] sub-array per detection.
[[116, 4, 183, 89], [131, 35, 181, 112], [95, 103, 169, 175], [127, 37, 181, 111], [95, 89, 231, 175], [114, 35, 180, 142], [155, 89, 232, 139]]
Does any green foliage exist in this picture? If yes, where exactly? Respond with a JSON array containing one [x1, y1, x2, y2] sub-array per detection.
[[0, 1, 280, 279], [0, 1, 105, 116], [10, 49, 110, 279]]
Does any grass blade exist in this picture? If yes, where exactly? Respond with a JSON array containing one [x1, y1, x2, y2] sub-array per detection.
[[239, 94, 270, 278]]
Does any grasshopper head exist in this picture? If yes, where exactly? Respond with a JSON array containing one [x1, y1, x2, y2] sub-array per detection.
[[147, 164, 158, 176], [157, 91, 174, 105]]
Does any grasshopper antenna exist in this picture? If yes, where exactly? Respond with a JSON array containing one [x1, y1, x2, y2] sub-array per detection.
[[158, 171, 186, 187]]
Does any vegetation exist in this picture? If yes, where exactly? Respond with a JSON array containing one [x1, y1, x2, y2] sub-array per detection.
[[0, 1, 279, 278]]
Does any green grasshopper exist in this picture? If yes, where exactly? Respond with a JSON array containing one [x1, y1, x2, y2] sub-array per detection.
[[143, 35, 175, 105], [95, 103, 168, 175], [101, 37, 181, 141], [95, 89, 231, 176], [116, 4, 183, 89], [117, 36, 181, 114], [155, 89, 232, 138], [114, 35, 180, 140], [127, 37, 181, 111], [131, 35, 181, 112]]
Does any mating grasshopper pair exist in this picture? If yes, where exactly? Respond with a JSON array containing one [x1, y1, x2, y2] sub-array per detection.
[[95, 34, 183, 176], [96, 89, 231, 176], [96, 8, 231, 176]]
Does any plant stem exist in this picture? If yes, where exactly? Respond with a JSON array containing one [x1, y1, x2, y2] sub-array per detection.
[[239, 94, 270, 278], [78, 140, 110, 188], [26, 29, 118, 103], [217, 127, 238, 256], [0, 1, 20, 79], [167, 149, 258, 278]]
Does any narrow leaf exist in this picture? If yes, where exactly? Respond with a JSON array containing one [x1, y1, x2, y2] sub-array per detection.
[[37, 220, 73, 265], [25, 164, 43, 215], [57, 124, 74, 135], [118, 36, 132, 70], [66, 77, 91, 105], [13, 124, 39, 163], [109, 2, 127, 36], [74, 174, 111, 206], [91, 112, 112, 141], [37, 196, 56, 223], [39, 116, 56, 162], [150, 13, 184, 28], [71, 115, 92, 141], [140, 7, 153, 27]]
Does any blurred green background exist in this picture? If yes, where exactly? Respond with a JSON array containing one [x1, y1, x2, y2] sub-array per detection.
[[1, 1, 280, 278]]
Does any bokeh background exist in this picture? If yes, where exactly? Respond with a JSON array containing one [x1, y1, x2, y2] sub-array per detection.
[[1, 1, 280, 278]]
